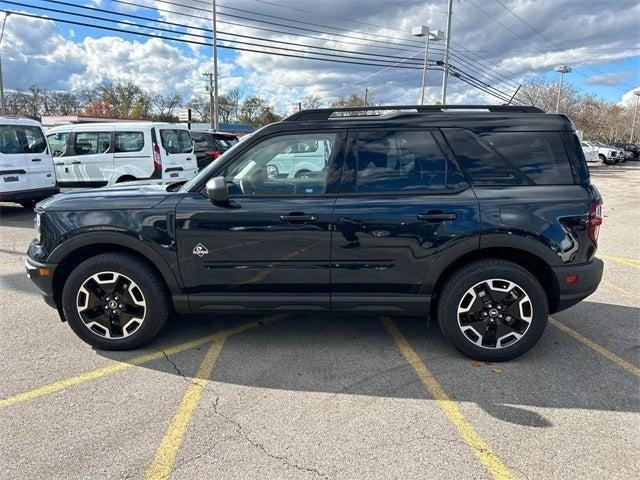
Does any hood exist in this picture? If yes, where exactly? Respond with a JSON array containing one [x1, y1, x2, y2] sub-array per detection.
[[37, 181, 176, 212]]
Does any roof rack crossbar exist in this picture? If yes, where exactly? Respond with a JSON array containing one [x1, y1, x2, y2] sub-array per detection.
[[284, 104, 544, 121]]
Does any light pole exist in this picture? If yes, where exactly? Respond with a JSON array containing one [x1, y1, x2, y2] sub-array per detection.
[[554, 64, 572, 114], [211, 0, 219, 130], [629, 90, 640, 143], [0, 12, 11, 116], [412, 26, 442, 105], [440, 0, 453, 104], [364, 81, 393, 106]]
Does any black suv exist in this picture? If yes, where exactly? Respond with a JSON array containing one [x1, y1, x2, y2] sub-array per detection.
[[191, 130, 239, 170], [26, 105, 604, 361]]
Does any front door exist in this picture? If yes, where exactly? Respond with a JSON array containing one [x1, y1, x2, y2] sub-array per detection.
[[64, 129, 113, 187], [331, 128, 480, 314], [176, 131, 346, 311]]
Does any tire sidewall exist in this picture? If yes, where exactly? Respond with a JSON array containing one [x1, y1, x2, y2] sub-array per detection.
[[439, 262, 548, 361], [62, 254, 167, 350]]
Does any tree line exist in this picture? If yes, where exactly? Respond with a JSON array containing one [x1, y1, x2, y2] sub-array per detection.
[[4, 80, 638, 143]]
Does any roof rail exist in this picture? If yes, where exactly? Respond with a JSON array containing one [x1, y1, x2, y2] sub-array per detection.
[[284, 104, 544, 122]]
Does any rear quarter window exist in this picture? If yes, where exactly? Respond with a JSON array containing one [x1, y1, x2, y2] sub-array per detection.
[[115, 131, 145, 153], [443, 129, 575, 186]]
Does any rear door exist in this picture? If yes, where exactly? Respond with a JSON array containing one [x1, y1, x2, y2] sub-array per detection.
[[0, 124, 29, 195], [158, 127, 197, 180], [22, 125, 56, 192], [331, 128, 480, 314]]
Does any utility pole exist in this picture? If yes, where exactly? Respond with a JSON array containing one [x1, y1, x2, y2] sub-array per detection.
[[554, 65, 572, 114], [440, 0, 453, 105], [630, 90, 640, 143], [364, 87, 369, 106], [0, 13, 11, 116], [211, 0, 219, 130], [202, 72, 215, 129]]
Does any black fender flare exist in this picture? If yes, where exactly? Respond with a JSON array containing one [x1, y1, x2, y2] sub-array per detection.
[[48, 231, 183, 295]]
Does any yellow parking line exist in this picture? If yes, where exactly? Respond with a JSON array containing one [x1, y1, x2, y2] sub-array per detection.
[[549, 317, 640, 378], [600, 255, 640, 270], [381, 317, 515, 480], [146, 333, 227, 480], [602, 281, 638, 299], [0, 315, 283, 410]]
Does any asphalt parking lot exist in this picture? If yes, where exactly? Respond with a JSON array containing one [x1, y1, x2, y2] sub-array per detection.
[[1, 163, 638, 480]]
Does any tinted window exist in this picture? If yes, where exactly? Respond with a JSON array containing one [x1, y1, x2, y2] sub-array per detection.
[[355, 130, 456, 193], [23, 126, 47, 154], [444, 129, 574, 186], [160, 129, 192, 154], [0, 126, 23, 154], [47, 132, 69, 157], [223, 133, 340, 196], [74, 132, 111, 156], [115, 131, 144, 152]]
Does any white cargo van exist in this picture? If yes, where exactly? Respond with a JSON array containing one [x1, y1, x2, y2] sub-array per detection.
[[46, 122, 197, 187], [0, 117, 58, 208]]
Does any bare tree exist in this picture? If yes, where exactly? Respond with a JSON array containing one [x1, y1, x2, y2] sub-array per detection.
[[302, 94, 323, 109]]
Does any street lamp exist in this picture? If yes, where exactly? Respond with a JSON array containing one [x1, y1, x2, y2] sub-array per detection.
[[412, 26, 442, 105], [0, 12, 11, 116], [629, 90, 640, 143], [554, 64, 572, 114]]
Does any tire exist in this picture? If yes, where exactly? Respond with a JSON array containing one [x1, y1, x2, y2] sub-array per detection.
[[294, 169, 312, 179], [437, 259, 548, 362], [61, 252, 169, 350], [599, 154, 612, 165], [116, 175, 136, 184]]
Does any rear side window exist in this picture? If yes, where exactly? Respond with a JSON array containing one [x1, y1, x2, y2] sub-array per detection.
[[0, 126, 22, 154], [74, 132, 111, 156], [160, 129, 192, 154], [354, 130, 463, 193], [115, 131, 144, 153], [444, 129, 574, 186], [22, 126, 47, 154]]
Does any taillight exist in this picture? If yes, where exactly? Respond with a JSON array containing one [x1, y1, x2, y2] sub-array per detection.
[[210, 150, 222, 159], [153, 143, 162, 171], [588, 202, 602, 245]]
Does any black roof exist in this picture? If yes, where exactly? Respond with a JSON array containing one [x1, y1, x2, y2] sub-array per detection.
[[273, 105, 574, 132]]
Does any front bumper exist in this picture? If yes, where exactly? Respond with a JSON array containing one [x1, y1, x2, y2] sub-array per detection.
[[551, 258, 604, 312], [25, 257, 58, 309]]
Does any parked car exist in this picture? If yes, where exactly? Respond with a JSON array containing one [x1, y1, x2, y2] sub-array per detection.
[[46, 122, 197, 188], [581, 141, 599, 163], [584, 140, 620, 165], [614, 143, 639, 160], [0, 116, 58, 208], [266, 138, 331, 178], [26, 105, 603, 362], [191, 130, 239, 170]]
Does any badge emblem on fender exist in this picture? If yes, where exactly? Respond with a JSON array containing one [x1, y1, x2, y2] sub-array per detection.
[[193, 243, 209, 257]]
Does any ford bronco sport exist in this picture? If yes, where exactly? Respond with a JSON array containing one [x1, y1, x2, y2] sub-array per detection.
[[26, 105, 604, 361]]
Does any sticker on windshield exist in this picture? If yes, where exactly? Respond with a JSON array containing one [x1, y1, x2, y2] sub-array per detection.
[[192, 243, 209, 257]]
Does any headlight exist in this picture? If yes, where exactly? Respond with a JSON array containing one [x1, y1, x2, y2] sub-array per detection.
[[34, 213, 42, 243]]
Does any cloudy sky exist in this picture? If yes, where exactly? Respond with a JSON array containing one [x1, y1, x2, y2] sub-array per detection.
[[1, 0, 639, 114]]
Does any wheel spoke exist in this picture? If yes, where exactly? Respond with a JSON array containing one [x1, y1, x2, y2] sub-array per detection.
[[84, 278, 107, 302], [121, 303, 145, 319], [111, 275, 129, 297], [84, 305, 107, 321]]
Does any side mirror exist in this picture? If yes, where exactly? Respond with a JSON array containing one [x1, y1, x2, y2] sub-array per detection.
[[206, 176, 229, 204]]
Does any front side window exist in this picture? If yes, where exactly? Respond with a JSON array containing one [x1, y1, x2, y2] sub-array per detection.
[[222, 133, 340, 196], [444, 129, 574, 186], [22, 126, 48, 154], [160, 129, 192, 154], [354, 130, 456, 193], [115, 132, 145, 152], [0, 125, 22, 154], [47, 132, 69, 157], [74, 132, 111, 156]]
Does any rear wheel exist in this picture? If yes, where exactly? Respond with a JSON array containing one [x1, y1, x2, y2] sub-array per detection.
[[437, 259, 548, 361], [599, 154, 612, 165], [116, 175, 137, 184], [62, 253, 169, 350]]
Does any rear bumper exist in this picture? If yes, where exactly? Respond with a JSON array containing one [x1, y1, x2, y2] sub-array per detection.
[[0, 186, 59, 203], [551, 258, 604, 312], [25, 257, 58, 309]]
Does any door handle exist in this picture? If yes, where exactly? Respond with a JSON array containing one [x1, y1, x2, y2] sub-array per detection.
[[31, 158, 42, 162], [280, 213, 319, 223], [417, 211, 457, 223], [54, 162, 65, 166], [71, 161, 82, 165]]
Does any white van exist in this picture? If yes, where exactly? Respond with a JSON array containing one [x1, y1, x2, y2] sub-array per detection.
[[46, 122, 197, 187], [0, 117, 58, 208]]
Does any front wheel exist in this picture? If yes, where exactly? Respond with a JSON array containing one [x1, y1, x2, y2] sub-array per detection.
[[437, 259, 548, 361], [62, 253, 169, 350]]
